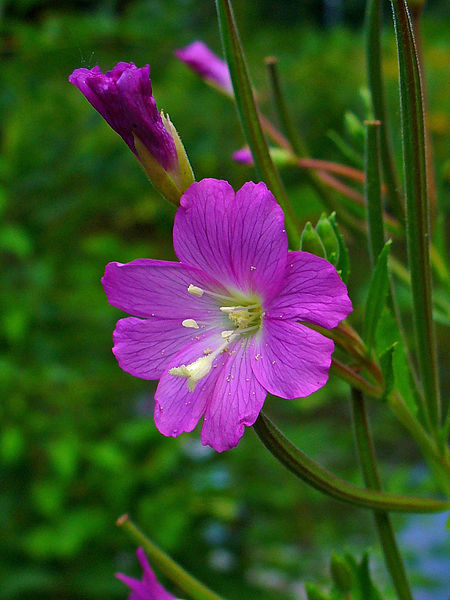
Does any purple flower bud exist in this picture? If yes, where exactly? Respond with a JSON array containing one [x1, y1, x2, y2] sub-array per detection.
[[69, 62, 177, 170], [69, 62, 194, 204], [175, 41, 233, 96], [232, 147, 253, 164]]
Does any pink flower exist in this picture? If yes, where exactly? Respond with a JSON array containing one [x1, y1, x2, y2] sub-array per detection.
[[175, 41, 233, 95], [102, 179, 352, 452], [116, 548, 175, 600]]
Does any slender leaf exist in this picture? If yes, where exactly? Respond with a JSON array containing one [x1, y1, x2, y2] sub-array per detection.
[[390, 0, 441, 434], [364, 240, 391, 349]]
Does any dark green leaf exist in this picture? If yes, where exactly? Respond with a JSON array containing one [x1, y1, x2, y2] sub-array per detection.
[[364, 240, 391, 349]]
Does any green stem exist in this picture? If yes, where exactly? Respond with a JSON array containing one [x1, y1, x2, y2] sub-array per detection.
[[365, 0, 404, 220], [331, 359, 383, 399], [117, 515, 227, 600], [252, 411, 449, 513], [215, 0, 299, 245], [364, 120, 384, 263], [390, 0, 441, 439], [351, 389, 413, 600]]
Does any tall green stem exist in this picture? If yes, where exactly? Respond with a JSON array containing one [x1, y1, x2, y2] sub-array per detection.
[[351, 389, 413, 600], [365, 0, 404, 220], [389, 0, 441, 439], [215, 0, 299, 245]]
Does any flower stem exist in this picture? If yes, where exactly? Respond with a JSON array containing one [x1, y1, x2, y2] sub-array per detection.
[[253, 411, 449, 513], [351, 389, 413, 600], [365, 0, 404, 221], [215, 0, 300, 246], [389, 0, 441, 441], [117, 514, 227, 600]]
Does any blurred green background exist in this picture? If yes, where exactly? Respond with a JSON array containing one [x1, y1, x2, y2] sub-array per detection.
[[1, 1, 448, 599]]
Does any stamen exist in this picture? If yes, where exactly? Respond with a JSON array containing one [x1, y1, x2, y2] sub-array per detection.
[[182, 318, 199, 329], [220, 304, 260, 313], [187, 284, 233, 302], [188, 285, 204, 297]]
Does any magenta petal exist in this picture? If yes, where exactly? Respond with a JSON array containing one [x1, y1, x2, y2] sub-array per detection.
[[251, 319, 335, 399], [265, 251, 352, 328], [173, 179, 288, 300], [154, 332, 224, 437], [102, 259, 225, 319], [201, 338, 266, 452], [112, 317, 214, 380]]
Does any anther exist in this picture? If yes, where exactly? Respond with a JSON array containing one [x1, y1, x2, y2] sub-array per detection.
[[182, 318, 199, 329], [188, 285, 204, 297]]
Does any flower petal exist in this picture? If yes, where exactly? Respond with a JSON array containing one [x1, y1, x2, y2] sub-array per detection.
[[251, 319, 335, 399], [265, 251, 352, 328], [102, 259, 226, 319], [154, 332, 224, 437], [201, 338, 266, 452], [173, 179, 288, 301], [112, 317, 214, 380]]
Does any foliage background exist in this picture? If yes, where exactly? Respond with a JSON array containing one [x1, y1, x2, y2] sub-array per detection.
[[0, 1, 448, 599]]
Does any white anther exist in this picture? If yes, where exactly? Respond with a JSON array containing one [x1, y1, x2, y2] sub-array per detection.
[[182, 318, 199, 329], [188, 284, 204, 297]]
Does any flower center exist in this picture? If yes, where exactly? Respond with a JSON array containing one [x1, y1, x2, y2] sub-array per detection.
[[168, 285, 263, 391]]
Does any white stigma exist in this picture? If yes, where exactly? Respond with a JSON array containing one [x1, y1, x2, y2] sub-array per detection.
[[182, 318, 199, 329]]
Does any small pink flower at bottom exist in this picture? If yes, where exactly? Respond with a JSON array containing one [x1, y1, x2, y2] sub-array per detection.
[[102, 179, 352, 452], [116, 548, 175, 600]]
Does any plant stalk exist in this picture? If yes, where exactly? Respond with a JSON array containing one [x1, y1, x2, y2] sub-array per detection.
[[351, 389, 413, 600]]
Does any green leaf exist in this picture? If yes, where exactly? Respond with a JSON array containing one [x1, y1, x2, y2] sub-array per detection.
[[379, 343, 396, 400], [376, 309, 418, 416], [364, 241, 391, 349], [328, 212, 350, 282]]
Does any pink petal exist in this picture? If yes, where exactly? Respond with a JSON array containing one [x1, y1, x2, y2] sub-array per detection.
[[201, 337, 266, 452], [112, 317, 215, 380], [173, 179, 288, 301], [251, 319, 335, 399], [265, 251, 352, 328], [102, 259, 225, 319]]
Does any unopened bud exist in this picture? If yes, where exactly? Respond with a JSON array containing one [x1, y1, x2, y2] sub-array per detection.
[[315, 213, 340, 266], [330, 552, 353, 593], [300, 222, 326, 258]]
